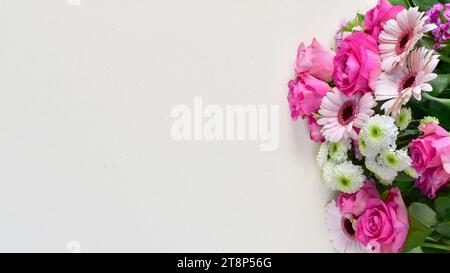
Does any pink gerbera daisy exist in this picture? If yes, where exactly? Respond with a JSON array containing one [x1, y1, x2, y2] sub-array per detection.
[[317, 88, 376, 143], [375, 47, 439, 117], [379, 7, 436, 72], [325, 200, 366, 253]]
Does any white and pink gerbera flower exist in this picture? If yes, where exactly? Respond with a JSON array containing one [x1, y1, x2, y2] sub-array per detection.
[[375, 47, 439, 117], [325, 200, 366, 253], [317, 88, 376, 143], [379, 7, 436, 71]]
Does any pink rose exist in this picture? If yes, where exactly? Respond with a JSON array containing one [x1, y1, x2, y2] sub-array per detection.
[[416, 167, 450, 199], [287, 73, 331, 120], [409, 122, 450, 174], [443, 151, 450, 175], [307, 117, 325, 142], [364, 0, 405, 41], [332, 32, 381, 98], [296, 39, 335, 82], [355, 188, 409, 253], [337, 180, 379, 217]]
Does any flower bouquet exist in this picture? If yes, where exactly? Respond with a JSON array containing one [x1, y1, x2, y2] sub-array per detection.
[[288, 0, 450, 253]]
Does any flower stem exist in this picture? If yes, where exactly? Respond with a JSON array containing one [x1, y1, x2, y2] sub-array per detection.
[[439, 54, 450, 64], [422, 242, 450, 252], [406, 0, 414, 8]]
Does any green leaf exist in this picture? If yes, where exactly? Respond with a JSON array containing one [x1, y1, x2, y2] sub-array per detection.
[[409, 93, 450, 130], [399, 129, 421, 137], [406, 246, 424, 253], [395, 173, 414, 184], [435, 197, 450, 221], [403, 214, 433, 252], [393, 179, 422, 207], [419, 35, 437, 51], [435, 222, 450, 238], [409, 202, 438, 227], [410, 0, 441, 11], [437, 60, 450, 74], [422, 242, 450, 252], [430, 74, 450, 97], [439, 44, 450, 63], [389, 0, 412, 7]]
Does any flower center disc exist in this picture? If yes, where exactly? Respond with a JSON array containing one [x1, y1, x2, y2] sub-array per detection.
[[399, 73, 417, 91], [370, 125, 383, 140], [338, 100, 358, 125], [397, 31, 412, 55], [341, 217, 356, 238]]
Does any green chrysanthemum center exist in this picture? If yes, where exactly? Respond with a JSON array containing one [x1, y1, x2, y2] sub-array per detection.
[[385, 154, 398, 165], [359, 137, 366, 149], [338, 176, 351, 187], [369, 125, 383, 140], [330, 143, 338, 154]]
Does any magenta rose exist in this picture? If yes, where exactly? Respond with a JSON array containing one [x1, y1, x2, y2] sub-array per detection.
[[364, 0, 404, 41], [287, 73, 331, 121], [355, 188, 409, 253], [409, 122, 450, 175], [296, 39, 335, 82], [416, 167, 450, 199], [337, 180, 379, 217], [332, 32, 381, 98]]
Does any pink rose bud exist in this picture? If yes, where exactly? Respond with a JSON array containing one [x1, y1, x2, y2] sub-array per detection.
[[295, 39, 335, 82]]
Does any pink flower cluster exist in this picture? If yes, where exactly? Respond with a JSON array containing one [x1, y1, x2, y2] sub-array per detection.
[[288, 0, 400, 142], [287, 33, 381, 143], [426, 3, 450, 50], [287, 0, 450, 253], [337, 181, 409, 253]]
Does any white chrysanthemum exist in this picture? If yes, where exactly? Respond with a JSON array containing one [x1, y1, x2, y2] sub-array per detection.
[[318, 88, 376, 142], [326, 200, 367, 253], [328, 161, 365, 193], [405, 166, 419, 179], [365, 157, 398, 185], [375, 48, 439, 117], [395, 108, 412, 130], [317, 142, 329, 169], [358, 133, 371, 158], [328, 140, 350, 164], [421, 116, 440, 126], [380, 148, 411, 172], [360, 115, 398, 156], [379, 7, 437, 72], [322, 161, 336, 189]]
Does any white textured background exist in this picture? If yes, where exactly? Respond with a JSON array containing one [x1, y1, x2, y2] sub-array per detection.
[[0, 0, 376, 252]]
